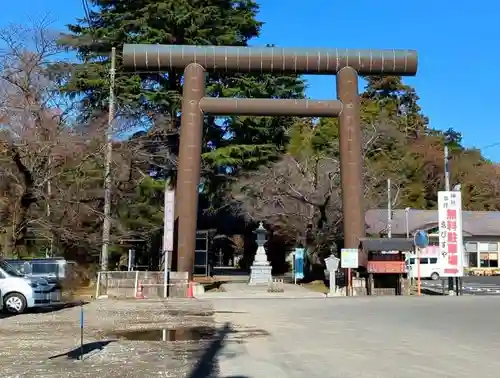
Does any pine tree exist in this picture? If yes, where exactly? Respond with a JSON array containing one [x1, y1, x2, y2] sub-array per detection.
[[59, 0, 304, 182], [58, 0, 306, 252], [362, 76, 429, 138], [60, 1, 264, 113]]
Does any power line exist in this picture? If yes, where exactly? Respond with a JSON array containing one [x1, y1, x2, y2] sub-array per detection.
[[476, 141, 500, 151], [81, 0, 92, 30]]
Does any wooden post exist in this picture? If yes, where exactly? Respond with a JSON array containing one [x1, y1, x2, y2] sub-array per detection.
[[368, 273, 374, 296]]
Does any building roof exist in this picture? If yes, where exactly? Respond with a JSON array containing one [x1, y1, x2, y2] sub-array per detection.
[[360, 238, 414, 252], [365, 209, 500, 237]]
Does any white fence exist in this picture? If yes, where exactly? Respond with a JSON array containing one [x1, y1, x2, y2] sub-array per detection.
[[96, 271, 189, 299]]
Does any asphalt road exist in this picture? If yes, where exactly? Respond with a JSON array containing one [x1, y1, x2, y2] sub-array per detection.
[[462, 276, 500, 285], [422, 276, 500, 294], [211, 296, 500, 378]]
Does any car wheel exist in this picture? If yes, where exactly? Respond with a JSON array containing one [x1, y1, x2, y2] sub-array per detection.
[[4, 293, 27, 314], [430, 272, 440, 281]]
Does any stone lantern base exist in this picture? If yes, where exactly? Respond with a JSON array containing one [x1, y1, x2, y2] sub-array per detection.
[[248, 223, 272, 286], [249, 264, 272, 285]]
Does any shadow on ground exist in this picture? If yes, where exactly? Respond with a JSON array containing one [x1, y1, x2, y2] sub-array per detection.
[[188, 322, 250, 378], [0, 300, 89, 319], [32, 300, 89, 313], [165, 309, 247, 317], [48, 340, 116, 360], [420, 288, 445, 296]]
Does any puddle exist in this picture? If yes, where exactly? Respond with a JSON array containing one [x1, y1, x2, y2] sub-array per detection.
[[107, 325, 269, 343], [108, 327, 216, 341], [166, 310, 213, 317], [166, 310, 245, 317]]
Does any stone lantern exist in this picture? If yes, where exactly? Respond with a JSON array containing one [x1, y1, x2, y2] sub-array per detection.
[[249, 222, 272, 285]]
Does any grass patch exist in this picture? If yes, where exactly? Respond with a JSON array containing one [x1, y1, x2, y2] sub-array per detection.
[[301, 280, 329, 294], [409, 285, 444, 296], [193, 276, 215, 284], [64, 286, 95, 300], [203, 281, 226, 292]]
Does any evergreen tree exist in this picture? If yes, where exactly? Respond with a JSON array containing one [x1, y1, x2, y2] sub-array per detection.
[[362, 76, 429, 138], [60, 0, 304, 200], [60, 1, 303, 154], [60, 0, 265, 114], [57, 0, 305, 262]]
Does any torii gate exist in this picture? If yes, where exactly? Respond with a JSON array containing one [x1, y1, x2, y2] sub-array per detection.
[[122, 45, 418, 277]]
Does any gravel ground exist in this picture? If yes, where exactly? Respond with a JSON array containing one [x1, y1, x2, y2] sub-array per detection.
[[0, 299, 222, 377]]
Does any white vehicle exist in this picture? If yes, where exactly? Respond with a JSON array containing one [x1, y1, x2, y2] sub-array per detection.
[[0, 260, 61, 314], [406, 254, 443, 281]]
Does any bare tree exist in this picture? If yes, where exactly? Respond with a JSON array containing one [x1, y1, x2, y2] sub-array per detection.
[[0, 20, 106, 256], [228, 118, 401, 259], [0, 20, 181, 264]]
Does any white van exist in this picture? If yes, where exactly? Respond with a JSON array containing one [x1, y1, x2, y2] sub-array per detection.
[[0, 260, 61, 314], [407, 254, 444, 280]]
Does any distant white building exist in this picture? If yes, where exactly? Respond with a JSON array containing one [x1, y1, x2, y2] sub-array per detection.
[[365, 209, 500, 269]]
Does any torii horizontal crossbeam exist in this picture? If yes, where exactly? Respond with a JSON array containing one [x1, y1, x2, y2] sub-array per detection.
[[199, 98, 343, 116], [122, 44, 418, 76]]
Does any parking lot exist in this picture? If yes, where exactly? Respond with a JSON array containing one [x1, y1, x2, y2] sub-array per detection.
[[209, 296, 500, 377], [0, 299, 220, 377], [4, 295, 500, 377]]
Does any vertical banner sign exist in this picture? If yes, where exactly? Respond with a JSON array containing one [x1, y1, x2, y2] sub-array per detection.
[[294, 248, 305, 280], [163, 189, 175, 297], [163, 190, 175, 252], [438, 191, 464, 277]]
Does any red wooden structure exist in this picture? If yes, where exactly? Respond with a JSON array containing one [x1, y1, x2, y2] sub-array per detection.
[[360, 238, 414, 295]]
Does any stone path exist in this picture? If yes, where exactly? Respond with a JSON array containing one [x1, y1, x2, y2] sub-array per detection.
[[198, 282, 326, 299]]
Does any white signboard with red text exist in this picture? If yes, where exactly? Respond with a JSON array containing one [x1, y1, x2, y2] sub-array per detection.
[[438, 191, 464, 277], [163, 190, 175, 252]]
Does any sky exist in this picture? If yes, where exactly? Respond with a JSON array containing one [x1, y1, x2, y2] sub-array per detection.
[[2, 0, 499, 160]]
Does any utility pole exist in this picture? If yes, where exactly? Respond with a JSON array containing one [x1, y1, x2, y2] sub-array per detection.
[[444, 141, 455, 294], [101, 47, 116, 272], [387, 178, 392, 238], [444, 144, 451, 192], [404, 208, 410, 239], [46, 157, 53, 258]]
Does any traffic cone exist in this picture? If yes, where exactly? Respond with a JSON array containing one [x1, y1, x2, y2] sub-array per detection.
[[187, 281, 194, 298], [135, 280, 145, 299]]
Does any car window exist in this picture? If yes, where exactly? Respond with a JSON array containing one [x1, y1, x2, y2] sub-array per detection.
[[0, 261, 24, 277], [22, 262, 32, 274], [429, 258, 438, 264], [31, 263, 59, 275]]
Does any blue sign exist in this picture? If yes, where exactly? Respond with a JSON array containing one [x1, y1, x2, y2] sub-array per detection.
[[413, 230, 429, 248], [294, 248, 305, 280], [80, 305, 84, 328]]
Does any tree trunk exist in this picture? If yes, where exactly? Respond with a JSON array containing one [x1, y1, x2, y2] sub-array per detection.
[[9, 147, 37, 257], [3, 226, 14, 257], [11, 193, 34, 258]]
